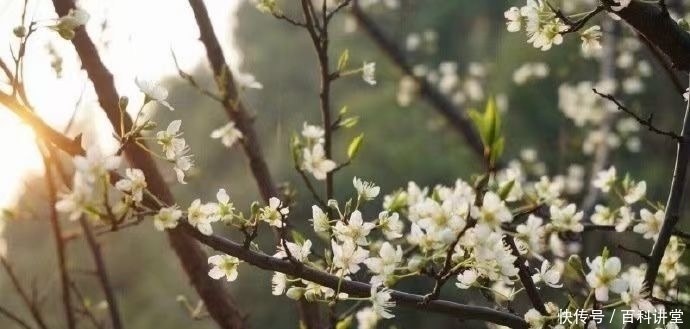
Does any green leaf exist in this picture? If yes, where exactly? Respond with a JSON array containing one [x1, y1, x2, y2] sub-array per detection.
[[339, 105, 349, 116], [489, 137, 504, 167], [337, 49, 350, 72], [347, 133, 364, 159], [339, 116, 359, 128], [498, 179, 515, 200]]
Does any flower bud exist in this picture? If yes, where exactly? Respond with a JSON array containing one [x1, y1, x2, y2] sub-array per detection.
[[12, 26, 26, 38], [285, 287, 305, 300]]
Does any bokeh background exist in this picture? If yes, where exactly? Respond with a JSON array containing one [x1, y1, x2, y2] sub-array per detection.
[[0, 0, 688, 328]]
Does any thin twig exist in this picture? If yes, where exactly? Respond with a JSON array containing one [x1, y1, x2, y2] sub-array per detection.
[[40, 145, 76, 329], [593, 89, 683, 141], [0, 304, 34, 329], [624, 75, 690, 329], [0, 258, 49, 329]]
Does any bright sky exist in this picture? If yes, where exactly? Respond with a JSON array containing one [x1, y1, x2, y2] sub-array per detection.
[[0, 0, 242, 208]]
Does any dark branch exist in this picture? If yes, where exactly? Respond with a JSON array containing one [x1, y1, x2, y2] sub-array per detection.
[[592, 88, 683, 141]]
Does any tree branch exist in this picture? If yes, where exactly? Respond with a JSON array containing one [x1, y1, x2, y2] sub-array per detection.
[[623, 74, 690, 329], [351, 1, 485, 161], [185, 0, 322, 327], [49, 1, 248, 328], [40, 145, 76, 329], [183, 223, 529, 329]]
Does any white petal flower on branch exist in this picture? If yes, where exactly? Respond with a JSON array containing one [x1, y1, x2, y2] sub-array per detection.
[[236, 73, 263, 90], [362, 62, 377, 85], [73, 147, 122, 183], [580, 25, 602, 56], [115, 168, 147, 203], [309, 205, 330, 233], [455, 269, 479, 289], [208, 254, 241, 281], [549, 203, 584, 233], [334, 210, 375, 245], [471, 191, 512, 229], [302, 144, 336, 180], [259, 197, 289, 227], [153, 206, 182, 231], [301, 123, 325, 141], [586, 255, 628, 301], [623, 181, 646, 204], [135, 78, 174, 111], [353, 177, 380, 200], [271, 272, 287, 295], [531, 260, 563, 288], [274, 239, 312, 262], [210, 122, 243, 148], [634, 209, 663, 240], [356, 307, 379, 329], [332, 240, 369, 274], [592, 166, 617, 193], [378, 211, 404, 240], [187, 199, 217, 236], [369, 284, 395, 319], [610, 0, 632, 12]]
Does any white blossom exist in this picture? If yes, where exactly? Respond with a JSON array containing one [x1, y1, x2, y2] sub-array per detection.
[[334, 210, 375, 245], [592, 166, 617, 193], [136, 78, 174, 111], [369, 284, 395, 319], [211, 122, 243, 148], [115, 168, 147, 203], [302, 144, 336, 180], [586, 255, 628, 301], [332, 240, 368, 274], [362, 62, 377, 85], [208, 255, 241, 281], [353, 177, 380, 200], [532, 260, 563, 288], [259, 197, 289, 227], [634, 209, 663, 240], [153, 206, 182, 231]]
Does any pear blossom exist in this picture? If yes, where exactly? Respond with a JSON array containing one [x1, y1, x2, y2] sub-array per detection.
[[332, 240, 369, 274], [54, 8, 89, 39], [115, 168, 147, 203], [212, 188, 235, 223], [271, 272, 288, 295], [610, 0, 632, 11], [580, 25, 602, 56], [634, 209, 663, 240], [208, 255, 241, 281], [455, 269, 479, 289], [362, 62, 376, 85], [55, 187, 92, 221], [471, 192, 512, 229], [301, 123, 324, 141], [590, 205, 615, 226], [73, 147, 122, 183], [258, 197, 289, 227], [531, 260, 563, 288], [623, 181, 646, 204], [135, 78, 174, 111], [621, 275, 655, 314], [378, 211, 404, 240], [309, 205, 330, 233], [549, 203, 584, 232], [211, 122, 243, 148], [616, 206, 635, 232], [57, 8, 90, 30], [504, 7, 522, 32], [586, 255, 628, 301], [156, 120, 184, 159], [356, 307, 379, 329], [274, 239, 312, 262], [515, 215, 545, 254], [153, 206, 182, 231], [302, 144, 336, 180], [592, 166, 617, 193], [369, 284, 395, 319], [333, 210, 375, 245], [363, 242, 402, 284], [187, 199, 217, 235], [236, 73, 263, 89], [353, 177, 380, 200]]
